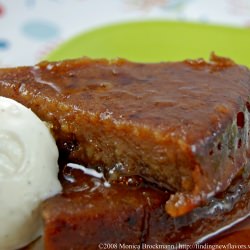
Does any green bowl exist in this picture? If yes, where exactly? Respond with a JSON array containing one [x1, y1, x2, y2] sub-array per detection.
[[46, 20, 250, 67]]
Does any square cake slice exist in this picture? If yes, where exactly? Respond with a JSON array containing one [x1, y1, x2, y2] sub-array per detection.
[[0, 54, 250, 216]]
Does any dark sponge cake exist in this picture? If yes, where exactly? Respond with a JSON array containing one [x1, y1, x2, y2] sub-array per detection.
[[42, 166, 250, 249], [0, 54, 250, 216]]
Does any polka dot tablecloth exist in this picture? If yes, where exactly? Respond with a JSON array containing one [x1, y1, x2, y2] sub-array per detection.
[[0, 0, 250, 67]]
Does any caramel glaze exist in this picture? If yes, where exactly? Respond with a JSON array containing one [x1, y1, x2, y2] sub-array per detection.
[[42, 161, 250, 250], [208, 217, 250, 245], [1, 54, 250, 216]]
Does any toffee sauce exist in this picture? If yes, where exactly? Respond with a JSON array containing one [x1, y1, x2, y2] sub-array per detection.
[[58, 162, 250, 247]]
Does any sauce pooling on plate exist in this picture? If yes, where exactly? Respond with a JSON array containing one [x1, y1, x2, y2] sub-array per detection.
[[208, 217, 250, 245], [41, 161, 250, 249]]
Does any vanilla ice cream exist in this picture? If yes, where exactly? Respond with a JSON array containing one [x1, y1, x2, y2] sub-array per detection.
[[0, 96, 62, 250]]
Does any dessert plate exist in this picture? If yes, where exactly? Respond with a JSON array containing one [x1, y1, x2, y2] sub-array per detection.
[[45, 20, 250, 67]]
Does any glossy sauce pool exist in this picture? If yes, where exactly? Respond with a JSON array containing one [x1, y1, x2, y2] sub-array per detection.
[[23, 164, 250, 249], [23, 219, 250, 250], [59, 164, 250, 247], [207, 217, 250, 245]]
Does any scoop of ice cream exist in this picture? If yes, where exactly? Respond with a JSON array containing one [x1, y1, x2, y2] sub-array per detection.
[[0, 96, 62, 250]]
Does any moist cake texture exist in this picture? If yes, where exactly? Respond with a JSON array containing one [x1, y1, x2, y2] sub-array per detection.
[[0, 54, 250, 216], [42, 165, 250, 249]]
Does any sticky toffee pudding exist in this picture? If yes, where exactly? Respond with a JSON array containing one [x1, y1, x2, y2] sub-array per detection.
[[0, 54, 250, 249]]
